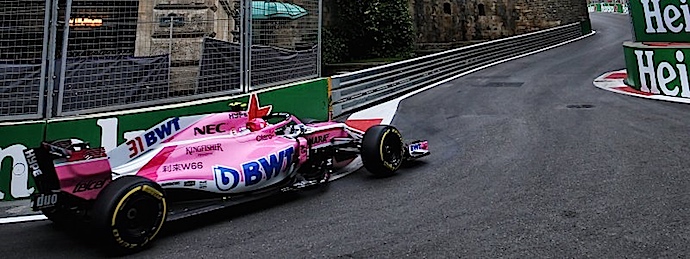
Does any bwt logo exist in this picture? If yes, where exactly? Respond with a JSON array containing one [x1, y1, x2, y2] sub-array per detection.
[[213, 146, 294, 191], [127, 117, 181, 158]]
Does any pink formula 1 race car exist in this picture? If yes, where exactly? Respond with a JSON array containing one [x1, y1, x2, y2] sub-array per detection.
[[24, 100, 429, 253]]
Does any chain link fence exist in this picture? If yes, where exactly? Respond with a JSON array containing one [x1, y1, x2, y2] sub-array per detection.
[[0, 0, 49, 120], [249, 0, 320, 89], [0, 0, 321, 120]]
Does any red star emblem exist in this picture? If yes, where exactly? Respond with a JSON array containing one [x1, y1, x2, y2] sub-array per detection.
[[247, 94, 272, 119]]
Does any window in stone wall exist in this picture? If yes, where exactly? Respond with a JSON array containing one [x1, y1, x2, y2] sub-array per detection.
[[478, 3, 486, 16], [443, 3, 451, 14]]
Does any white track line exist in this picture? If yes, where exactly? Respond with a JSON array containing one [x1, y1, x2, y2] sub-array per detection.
[[0, 214, 47, 224], [0, 31, 597, 225]]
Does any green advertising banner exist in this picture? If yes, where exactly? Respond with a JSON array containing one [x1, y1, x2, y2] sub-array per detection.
[[624, 42, 690, 96], [0, 78, 329, 201], [629, 0, 690, 42], [45, 78, 329, 149], [588, 3, 629, 14], [0, 121, 46, 201]]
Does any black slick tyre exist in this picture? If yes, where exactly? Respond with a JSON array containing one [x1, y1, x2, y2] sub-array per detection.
[[91, 175, 167, 254], [361, 125, 404, 177]]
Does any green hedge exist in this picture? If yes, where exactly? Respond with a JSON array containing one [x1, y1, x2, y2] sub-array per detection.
[[325, 0, 415, 63]]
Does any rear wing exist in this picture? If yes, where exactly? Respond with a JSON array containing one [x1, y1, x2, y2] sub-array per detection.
[[24, 142, 65, 193], [25, 141, 109, 193]]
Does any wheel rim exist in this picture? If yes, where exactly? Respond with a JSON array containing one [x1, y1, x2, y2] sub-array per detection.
[[114, 192, 163, 241], [381, 132, 403, 168]]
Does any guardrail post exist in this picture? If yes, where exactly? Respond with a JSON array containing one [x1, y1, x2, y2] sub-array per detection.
[[45, 0, 60, 119], [55, 0, 73, 117], [37, 0, 53, 119]]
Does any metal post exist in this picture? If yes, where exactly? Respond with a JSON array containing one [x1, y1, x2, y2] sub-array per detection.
[[56, 0, 73, 117], [244, 0, 253, 92], [317, 0, 323, 77], [239, 0, 246, 92], [38, 0, 53, 119], [169, 16, 173, 86], [45, 0, 60, 119]]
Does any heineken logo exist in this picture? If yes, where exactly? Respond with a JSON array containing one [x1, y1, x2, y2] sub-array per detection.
[[630, 0, 690, 42], [638, 0, 690, 34], [634, 49, 690, 96]]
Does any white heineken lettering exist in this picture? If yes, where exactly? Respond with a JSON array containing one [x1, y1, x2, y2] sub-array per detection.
[[636, 50, 660, 94], [678, 51, 690, 97], [658, 61, 679, 95], [683, 0, 690, 32], [0, 144, 34, 199], [640, 0, 690, 33], [635, 50, 690, 96]]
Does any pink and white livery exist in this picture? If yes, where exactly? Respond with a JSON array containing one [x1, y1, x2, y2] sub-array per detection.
[[24, 94, 429, 253]]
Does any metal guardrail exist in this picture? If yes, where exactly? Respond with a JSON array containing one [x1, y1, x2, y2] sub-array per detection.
[[331, 22, 584, 117]]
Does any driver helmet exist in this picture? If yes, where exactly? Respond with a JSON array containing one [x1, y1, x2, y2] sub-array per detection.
[[247, 118, 268, 131]]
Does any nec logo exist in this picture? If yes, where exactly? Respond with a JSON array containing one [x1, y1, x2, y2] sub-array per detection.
[[194, 123, 227, 135]]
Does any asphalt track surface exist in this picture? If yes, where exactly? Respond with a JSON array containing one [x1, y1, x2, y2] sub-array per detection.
[[1, 13, 688, 258]]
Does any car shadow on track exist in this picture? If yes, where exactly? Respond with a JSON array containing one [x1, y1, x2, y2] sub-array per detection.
[[158, 190, 307, 237], [28, 165, 429, 257]]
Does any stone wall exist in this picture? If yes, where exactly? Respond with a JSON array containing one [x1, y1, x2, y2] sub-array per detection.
[[324, 0, 589, 49]]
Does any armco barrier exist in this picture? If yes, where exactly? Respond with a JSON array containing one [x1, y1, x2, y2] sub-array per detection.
[[330, 22, 585, 117], [0, 78, 329, 201]]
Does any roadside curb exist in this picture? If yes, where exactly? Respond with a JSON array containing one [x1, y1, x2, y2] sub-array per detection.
[[593, 70, 690, 105]]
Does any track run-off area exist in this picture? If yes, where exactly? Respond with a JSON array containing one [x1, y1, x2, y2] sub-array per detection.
[[1, 13, 688, 258]]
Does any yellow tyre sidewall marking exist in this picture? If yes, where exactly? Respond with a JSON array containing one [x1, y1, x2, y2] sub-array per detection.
[[110, 184, 167, 248], [379, 129, 403, 171]]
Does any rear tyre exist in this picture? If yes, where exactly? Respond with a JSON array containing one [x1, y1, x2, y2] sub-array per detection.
[[91, 176, 167, 254], [361, 125, 404, 177]]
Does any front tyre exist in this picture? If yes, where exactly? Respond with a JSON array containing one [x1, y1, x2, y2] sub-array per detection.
[[91, 176, 166, 254], [361, 125, 404, 177]]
